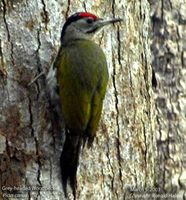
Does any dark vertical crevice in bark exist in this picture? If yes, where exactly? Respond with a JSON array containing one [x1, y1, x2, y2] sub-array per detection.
[[116, 27, 122, 66], [111, 3, 123, 193], [2, 0, 10, 41], [161, 0, 164, 20], [36, 27, 42, 76], [28, 97, 34, 137], [82, 2, 87, 12], [142, 119, 148, 183], [28, 95, 42, 190], [41, 0, 49, 30], [10, 42, 15, 66], [112, 52, 123, 191], [2, 0, 15, 66], [65, 0, 71, 19], [111, 0, 116, 18]]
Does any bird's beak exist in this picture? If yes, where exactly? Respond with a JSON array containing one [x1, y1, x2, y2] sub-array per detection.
[[87, 18, 123, 34], [96, 18, 123, 28]]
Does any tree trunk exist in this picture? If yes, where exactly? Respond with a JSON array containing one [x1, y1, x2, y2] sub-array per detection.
[[0, 1, 155, 200], [150, 0, 186, 199]]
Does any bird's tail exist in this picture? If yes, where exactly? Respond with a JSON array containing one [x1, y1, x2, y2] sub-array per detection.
[[60, 130, 82, 199]]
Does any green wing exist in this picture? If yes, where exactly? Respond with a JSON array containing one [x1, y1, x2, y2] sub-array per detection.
[[56, 40, 108, 142]]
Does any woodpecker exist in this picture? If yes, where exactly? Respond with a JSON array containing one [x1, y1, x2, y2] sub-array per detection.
[[48, 12, 122, 199]]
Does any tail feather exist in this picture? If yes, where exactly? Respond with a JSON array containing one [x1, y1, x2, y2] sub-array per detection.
[[82, 129, 95, 149], [60, 131, 82, 199]]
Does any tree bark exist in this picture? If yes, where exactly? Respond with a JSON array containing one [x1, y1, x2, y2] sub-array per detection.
[[150, 0, 186, 199], [0, 1, 155, 200]]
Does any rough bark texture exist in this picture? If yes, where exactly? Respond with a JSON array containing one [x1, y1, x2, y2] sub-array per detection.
[[0, 1, 155, 200], [150, 0, 186, 199]]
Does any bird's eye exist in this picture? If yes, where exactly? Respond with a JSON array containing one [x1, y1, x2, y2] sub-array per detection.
[[86, 18, 94, 24]]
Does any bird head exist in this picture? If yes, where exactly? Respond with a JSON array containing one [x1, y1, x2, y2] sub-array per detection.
[[61, 12, 122, 44]]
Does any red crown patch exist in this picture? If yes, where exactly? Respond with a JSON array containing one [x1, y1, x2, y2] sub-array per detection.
[[79, 12, 97, 20]]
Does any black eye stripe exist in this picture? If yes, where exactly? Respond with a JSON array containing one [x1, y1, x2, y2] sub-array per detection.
[[86, 27, 98, 34]]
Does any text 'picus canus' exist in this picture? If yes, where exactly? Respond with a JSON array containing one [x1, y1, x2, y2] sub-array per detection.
[[47, 12, 122, 199]]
